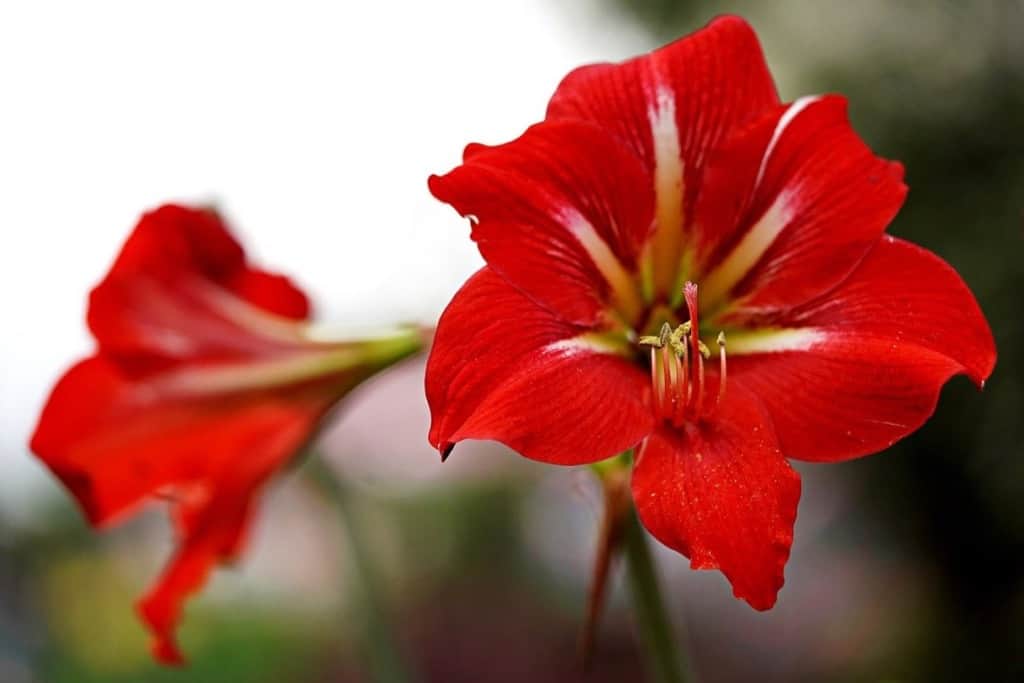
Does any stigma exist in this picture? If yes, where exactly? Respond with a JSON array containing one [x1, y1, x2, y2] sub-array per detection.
[[638, 282, 727, 426]]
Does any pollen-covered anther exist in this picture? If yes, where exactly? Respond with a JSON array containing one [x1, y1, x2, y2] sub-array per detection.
[[638, 283, 728, 426]]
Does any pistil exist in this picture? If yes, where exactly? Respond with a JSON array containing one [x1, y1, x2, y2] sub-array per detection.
[[682, 282, 703, 417]]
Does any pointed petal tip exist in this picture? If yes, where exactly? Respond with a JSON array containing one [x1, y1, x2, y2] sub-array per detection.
[[427, 172, 461, 206], [440, 443, 454, 462], [137, 598, 187, 667], [973, 363, 995, 391], [697, 14, 761, 44], [152, 640, 187, 667], [739, 587, 780, 612], [462, 142, 489, 161], [706, 13, 755, 29], [974, 337, 997, 390]]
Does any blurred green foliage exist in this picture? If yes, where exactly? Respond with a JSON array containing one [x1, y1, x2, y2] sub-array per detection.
[[2, 478, 641, 683], [2, 501, 333, 683]]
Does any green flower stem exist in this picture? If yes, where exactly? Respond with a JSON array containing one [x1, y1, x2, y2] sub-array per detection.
[[624, 507, 689, 683], [307, 456, 418, 683]]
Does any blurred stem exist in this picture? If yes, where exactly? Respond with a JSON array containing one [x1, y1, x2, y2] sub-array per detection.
[[624, 508, 689, 683], [307, 455, 418, 683], [581, 463, 632, 666]]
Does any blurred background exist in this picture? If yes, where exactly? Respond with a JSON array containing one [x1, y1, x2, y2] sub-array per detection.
[[1, 1, 1022, 681]]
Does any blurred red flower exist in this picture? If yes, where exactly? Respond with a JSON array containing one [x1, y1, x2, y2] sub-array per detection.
[[31, 204, 423, 664], [426, 17, 995, 609]]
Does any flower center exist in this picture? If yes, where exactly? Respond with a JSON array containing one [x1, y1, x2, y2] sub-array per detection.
[[638, 282, 727, 426]]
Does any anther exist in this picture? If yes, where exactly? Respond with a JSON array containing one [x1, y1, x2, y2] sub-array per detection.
[[658, 322, 672, 347], [638, 322, 673, 350]]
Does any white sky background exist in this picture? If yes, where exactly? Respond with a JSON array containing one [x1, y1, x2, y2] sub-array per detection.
[[0, 1, 650, 507]]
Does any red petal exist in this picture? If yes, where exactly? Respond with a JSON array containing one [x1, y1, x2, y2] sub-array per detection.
[[138, 495, 253, 665], [546, 16, 779, 297], [426, 268, 653, 464], [30, 356, 331, 662], [227, 268, 310, 321], [731, 236, 996, 462], [547, 15, 777, 174], [429, 122, 652, 326], [89, 205, 311, 362], [697, 96, 907, 314], [632, 386, 800, 609]]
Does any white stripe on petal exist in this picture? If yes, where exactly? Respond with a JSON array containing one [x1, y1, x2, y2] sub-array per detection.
[[650, 89, 683, 201], [701, 191, 794, 307], [700, 97, 823, 309], [546, 332, 632, 358], [725, 327, 825, 356], [753, 95, 822, 192], [561, 208, 641, 320], [645, 86, 685, 298]]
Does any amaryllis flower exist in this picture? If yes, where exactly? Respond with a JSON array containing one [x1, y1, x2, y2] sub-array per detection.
[[426, 16, 995, 608], [31, 205, 425, 664]]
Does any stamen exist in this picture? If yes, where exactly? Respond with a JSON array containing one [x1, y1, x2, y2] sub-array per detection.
[[648, 346, 660, 414], [665, 324, 686, 426], [675, 341, 688, 427], [665, 344, 677, 414], [693, 340, 706, 417], [661, 345, 672, 421], [658, 322, 672, 347], [656, 352, 667, 416], [716, 331, 727, 412], [638, 283, 729, 425], [671, 352, 685, 426]]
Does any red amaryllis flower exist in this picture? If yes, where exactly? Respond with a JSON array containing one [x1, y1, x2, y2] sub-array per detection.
[[426, 16, 995, 608], [30, 204, 424, 664]]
